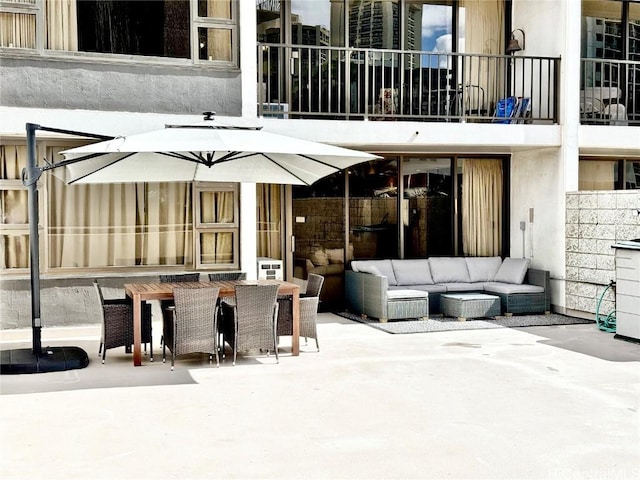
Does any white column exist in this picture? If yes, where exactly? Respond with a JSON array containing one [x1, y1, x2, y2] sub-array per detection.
[[239, 182, 257, 280], [239, 1, 258, 119]]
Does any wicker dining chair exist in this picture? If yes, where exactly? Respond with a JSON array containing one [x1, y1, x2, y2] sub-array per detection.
[[277, 274, 324, 351], [159, 273, 200, 349], [208, 272, 246, 281], [220, 283, 280, 365], [94, 280, 153, 363], [162, 286, 219, 370], [207, 272, 246, 352]]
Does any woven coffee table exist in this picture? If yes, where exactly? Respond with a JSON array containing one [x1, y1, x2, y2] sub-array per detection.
[[441, 293, 501, 321]]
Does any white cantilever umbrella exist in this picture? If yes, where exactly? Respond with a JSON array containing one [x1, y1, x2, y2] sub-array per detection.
[[57, 116, 379, 185], [4, 117, 378, 374]]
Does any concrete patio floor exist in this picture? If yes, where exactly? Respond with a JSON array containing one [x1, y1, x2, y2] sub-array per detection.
[[1, 313, 638, 480]]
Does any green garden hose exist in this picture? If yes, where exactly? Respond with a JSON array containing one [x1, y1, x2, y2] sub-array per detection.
[[596, 281, 616, 333]]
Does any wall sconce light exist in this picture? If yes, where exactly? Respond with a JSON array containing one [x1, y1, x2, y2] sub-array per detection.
[[506, 28, 526, 54]]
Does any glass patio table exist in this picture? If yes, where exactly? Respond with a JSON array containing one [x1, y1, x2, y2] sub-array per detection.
[[124, 279, 300, 366]]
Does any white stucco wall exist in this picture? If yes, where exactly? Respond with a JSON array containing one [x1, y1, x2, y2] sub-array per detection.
[[510, 148, 566, 311]]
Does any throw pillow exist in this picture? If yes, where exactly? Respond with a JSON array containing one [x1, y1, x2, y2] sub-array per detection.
[[326, 248, 345, 264], [309, 249, 329, 266], [493, 257, 530, 284]]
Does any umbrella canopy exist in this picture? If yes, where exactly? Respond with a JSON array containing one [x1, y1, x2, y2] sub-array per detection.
[[57, 117, 380, 185]]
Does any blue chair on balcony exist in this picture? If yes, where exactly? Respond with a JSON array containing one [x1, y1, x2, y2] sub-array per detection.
[[493, 96, 531, 124], [492, 96, 518, 123]]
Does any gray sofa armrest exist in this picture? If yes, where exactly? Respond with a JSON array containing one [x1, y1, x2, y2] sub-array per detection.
[[345, 270, 389, 319], [525, 268, 551, 311]]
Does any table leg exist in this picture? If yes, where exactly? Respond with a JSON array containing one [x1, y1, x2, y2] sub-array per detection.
[[291, 288, 300, 356], [133, 293, 142, 366]]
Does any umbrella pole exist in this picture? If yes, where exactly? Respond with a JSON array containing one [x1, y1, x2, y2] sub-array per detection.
[[0, 123, 112, 374], [26, 123, 43, 356]]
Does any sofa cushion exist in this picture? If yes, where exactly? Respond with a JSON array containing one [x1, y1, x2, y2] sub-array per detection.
[[440, 282, 484, 292], [391, 259, 434, 285], [387, 289, 429, 300], [428, 257, 471, 283], [309, 249, 329, 266], [465, 256, 503, 282], [484, 282, 544, 294], [351, 260, 397, 285], [389, 284, 447, 293], [493, 258, 530, 284]]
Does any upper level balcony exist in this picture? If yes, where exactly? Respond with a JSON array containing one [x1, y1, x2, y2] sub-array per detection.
[[258, 43, 560, 125], [258, 44, 639, 128]]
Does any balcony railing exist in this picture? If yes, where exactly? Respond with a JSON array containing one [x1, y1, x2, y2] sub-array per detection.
[[258, 43, 560, 124], [580, 58, 640, 126]]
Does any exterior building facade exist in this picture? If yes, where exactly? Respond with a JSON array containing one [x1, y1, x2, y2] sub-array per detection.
[[1, 0, 639, 327]]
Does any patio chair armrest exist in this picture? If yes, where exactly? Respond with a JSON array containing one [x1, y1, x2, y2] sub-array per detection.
[[345, 270, 389, 318], [525, 268, 551, 311]]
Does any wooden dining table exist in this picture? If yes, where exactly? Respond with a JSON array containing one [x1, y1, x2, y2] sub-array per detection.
[[124, 279, 300, 366]]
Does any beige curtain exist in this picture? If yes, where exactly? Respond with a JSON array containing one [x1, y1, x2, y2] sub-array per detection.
[[0, 12, 36, 48], [47, 147, 192, 268], [137, 183, 192, 266], [205, 0, 232, 61], [0, 145, 29, 268], [579, 161, 616, 190], [461, 0, 504, 55], [201, 191, 234, 264], [462, 158, 502, 256], [256, 184, 282, 259], [45, 0, 77, 51], [460, 0, 505, 112]]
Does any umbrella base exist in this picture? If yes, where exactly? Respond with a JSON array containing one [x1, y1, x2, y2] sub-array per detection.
[[0, 346, 89, 375]]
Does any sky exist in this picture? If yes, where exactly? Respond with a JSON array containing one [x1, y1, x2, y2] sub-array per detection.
[[289, 1, 465, 56]]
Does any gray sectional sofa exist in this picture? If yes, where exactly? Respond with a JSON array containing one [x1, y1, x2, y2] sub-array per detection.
[[345, 257, 550, 322]]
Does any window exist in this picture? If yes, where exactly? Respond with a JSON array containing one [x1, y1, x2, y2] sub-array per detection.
[[579, 158, 640, 190], [0, 144, 30, 270], [194, 184, 239, 269], [76, 0, 190, 58], [196, 0, 236, 64], [46, 152, 194, 268], [257, 184, 282, 260], [1, 0, 239, 67], [1, 142, 244, 272], [0, 0, 36, 49]]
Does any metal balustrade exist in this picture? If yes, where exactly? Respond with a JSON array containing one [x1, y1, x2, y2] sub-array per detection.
[[258, 43, 561, 124], [580, 58, 640, 126]]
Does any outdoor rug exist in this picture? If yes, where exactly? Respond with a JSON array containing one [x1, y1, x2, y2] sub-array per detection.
[[335, 311, 594, 334]]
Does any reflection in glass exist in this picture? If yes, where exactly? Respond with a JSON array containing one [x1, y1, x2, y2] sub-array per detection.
[[292, 172, 345, 280], [625, 161, 640, 189], [402, 157, 452, 258], [349, 159, 398, 259]]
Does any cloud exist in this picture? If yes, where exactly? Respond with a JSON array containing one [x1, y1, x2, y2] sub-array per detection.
[[291, 0, 330, 29], [433, 34, 452, 53], [421, 5, 452, 39]]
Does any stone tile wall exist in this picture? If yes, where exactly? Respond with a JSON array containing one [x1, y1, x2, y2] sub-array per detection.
[[565, 190, 640, 317]]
